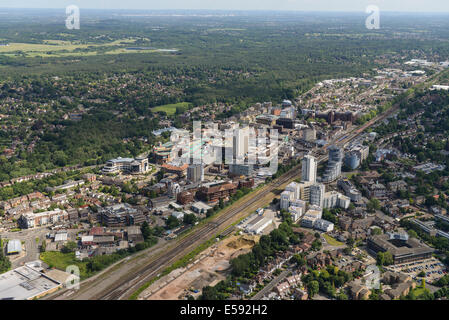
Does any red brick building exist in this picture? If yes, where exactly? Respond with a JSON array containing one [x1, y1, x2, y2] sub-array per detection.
[[177, 191, 195, 205], [197, 182, 237, 203]]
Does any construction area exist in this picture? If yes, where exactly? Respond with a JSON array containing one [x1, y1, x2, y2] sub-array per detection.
[[139, 234, 259, 300]]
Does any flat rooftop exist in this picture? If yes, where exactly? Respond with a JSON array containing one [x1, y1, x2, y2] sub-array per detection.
[[0, 265, 60, 300], [368, 233, 434, 258]]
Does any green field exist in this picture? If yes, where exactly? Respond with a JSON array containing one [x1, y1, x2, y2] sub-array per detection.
[[40, 252, 90, 279], [323, 234, 344, 246], [151, 102, 192, 116], [0, 38, 160, 58]]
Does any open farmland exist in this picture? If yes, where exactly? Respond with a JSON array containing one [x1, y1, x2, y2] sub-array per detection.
[[0, 38, 171, 58]]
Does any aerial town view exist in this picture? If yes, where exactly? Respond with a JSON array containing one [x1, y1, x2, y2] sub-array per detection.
[[2, 0, 449, 313]]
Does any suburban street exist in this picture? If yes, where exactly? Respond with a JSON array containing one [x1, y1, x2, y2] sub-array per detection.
[[251, 269, 289, 300]]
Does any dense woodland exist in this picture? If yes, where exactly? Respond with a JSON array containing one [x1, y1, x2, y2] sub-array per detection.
[[1, 10, 449, 179]]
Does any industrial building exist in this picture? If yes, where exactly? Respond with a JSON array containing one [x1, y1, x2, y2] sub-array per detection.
[[6, 239, 22, 255], [0, 261, 77, 300], [191, 201, 212, 215], [245, 215, 273, 235]]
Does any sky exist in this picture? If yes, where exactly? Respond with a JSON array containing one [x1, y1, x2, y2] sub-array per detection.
[[1, 0, 449, 12]]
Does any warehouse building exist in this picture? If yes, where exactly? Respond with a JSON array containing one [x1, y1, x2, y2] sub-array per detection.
[[245, 216, 273, 235], [0, 261, 76, 300], [6, 239, 22, 255]]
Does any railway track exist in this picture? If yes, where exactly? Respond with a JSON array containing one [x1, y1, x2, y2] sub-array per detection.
[[97, 136, 359, 300], [96, 165, 303, 300], [49, 103, 401, 301]]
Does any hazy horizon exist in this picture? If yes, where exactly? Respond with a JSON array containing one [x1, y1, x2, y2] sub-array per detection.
[[2, 0, 449, 13]]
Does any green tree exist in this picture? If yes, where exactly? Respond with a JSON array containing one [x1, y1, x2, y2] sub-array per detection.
[[183, 213, 198, 225], [292, 254, 306, 267], [367, 198, 381, 212], [0, 236, 11, 274], [376, 252, 385, 266], [141, 221, 152, 240], [308, 280, 319, 298], [384, 251, 394, 265], [408, 230, 418, 238], [40, 240, 46, 253], [166, 215, 181, 229], [346, 237, 355, 248], [61, 241, 77, 253], [337, 292, 349, 300]]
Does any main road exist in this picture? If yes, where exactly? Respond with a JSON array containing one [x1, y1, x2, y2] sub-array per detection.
[[45, 102, 399, 301]]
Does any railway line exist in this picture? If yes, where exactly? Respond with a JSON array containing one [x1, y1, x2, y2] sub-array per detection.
[[96, 105, 399, 300], [97, 163, 304, 300], [47, 102, 400, 301]]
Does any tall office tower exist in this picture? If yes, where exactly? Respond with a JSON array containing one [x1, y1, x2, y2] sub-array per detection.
[[310, 183, 325, 208], [328, 145, 344, 162], [323, 160, 342, 183], [233, 127, 250, 160], [302, 155, 317, 183], [323, 145, 343, 182], [187, 164, 204, 183]]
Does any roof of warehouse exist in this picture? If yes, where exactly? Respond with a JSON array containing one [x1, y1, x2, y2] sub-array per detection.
[[7, 239, 22, 254]]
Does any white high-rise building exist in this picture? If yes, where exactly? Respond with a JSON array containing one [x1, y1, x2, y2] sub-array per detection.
[[280, 190, 294, 210], [233, 127, 250, 160], [302, 155, 317, 183], [285, 182, 301, 200], [310, 183, 325, 208]]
